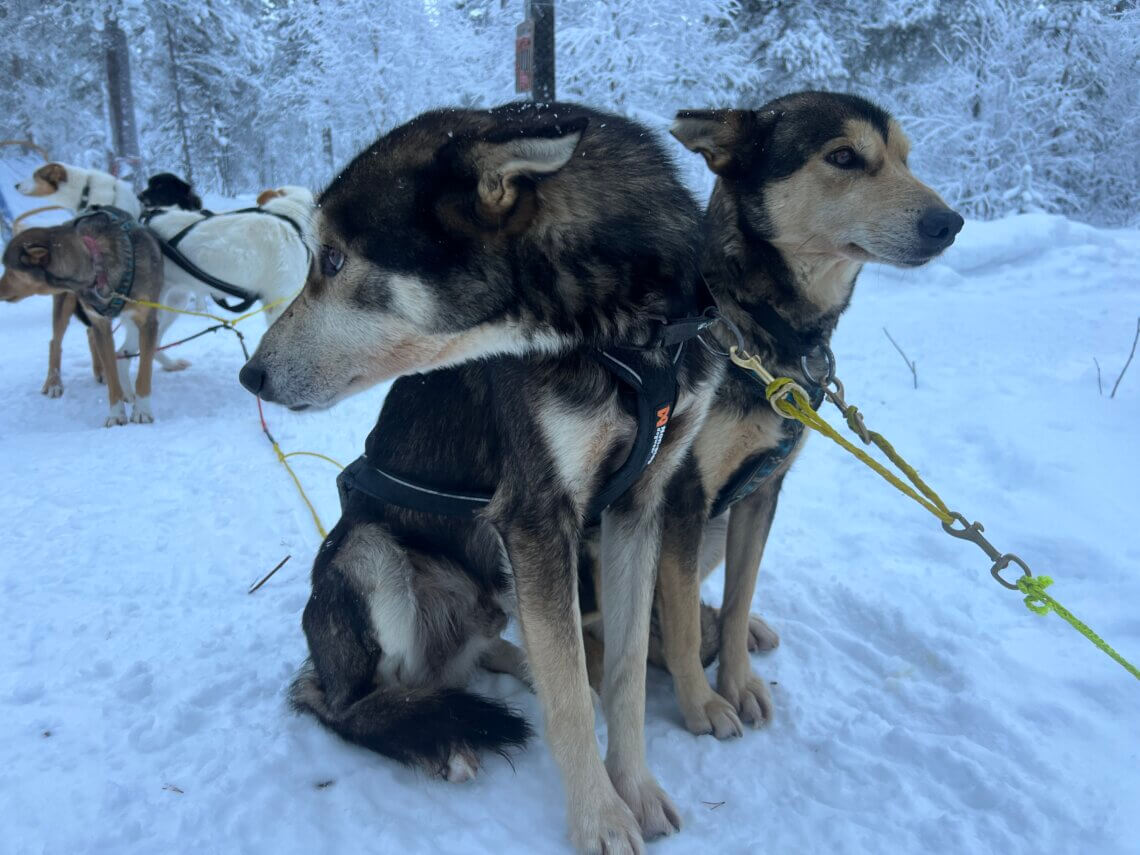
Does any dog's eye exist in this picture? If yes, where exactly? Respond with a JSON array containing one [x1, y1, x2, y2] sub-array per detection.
[[320, 246, 345, 277], [826, 147, 861, 170]]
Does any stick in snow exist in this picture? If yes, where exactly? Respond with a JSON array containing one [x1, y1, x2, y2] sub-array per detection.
[[249, 555, 291, 594], [883, 326, 918, 389], [1109, 317, 1139, 399]]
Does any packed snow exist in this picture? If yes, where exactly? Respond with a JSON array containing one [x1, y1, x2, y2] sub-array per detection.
[[1, 210, 1137, 854]]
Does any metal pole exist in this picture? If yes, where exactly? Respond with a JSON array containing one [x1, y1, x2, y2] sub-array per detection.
[[529, 0, 555, 102]]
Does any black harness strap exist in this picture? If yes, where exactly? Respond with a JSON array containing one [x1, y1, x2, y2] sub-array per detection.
[[62, 206, 138, 319], [146, 204, 311, 311], [708, 378, 824, 519], [337, 280, 720, 521], [337, 342, 686, 522], [338, 457, 493, 517]]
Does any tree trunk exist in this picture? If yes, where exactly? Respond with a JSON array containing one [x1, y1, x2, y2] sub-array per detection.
[[163, 14, 194, 184], [104, 12, 143, 187]]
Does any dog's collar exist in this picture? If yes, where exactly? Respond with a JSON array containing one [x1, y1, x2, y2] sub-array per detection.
[[746, 299, 827, 363]]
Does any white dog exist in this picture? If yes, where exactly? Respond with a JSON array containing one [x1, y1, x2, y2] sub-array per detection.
[[15, 161, 141, 218], [144, 185, 314, 324]]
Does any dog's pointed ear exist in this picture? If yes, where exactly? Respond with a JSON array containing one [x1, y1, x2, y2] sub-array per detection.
[[20, 244, 51, 267], [256, 188, 283, 206], [471, 117, 587, 217], [670, 109, 780, 177]]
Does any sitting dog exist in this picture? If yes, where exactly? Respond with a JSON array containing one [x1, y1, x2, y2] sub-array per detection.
[[3, 208, 167, 425], [609, 91, 963, 738], [138, 172, 203, 212], [240, 103, 721, 854]]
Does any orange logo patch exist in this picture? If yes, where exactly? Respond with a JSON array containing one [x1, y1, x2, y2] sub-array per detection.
[[655, 406, 671, 428]]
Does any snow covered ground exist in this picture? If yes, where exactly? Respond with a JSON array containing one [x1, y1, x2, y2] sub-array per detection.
[[1, 209, 1137, 854]]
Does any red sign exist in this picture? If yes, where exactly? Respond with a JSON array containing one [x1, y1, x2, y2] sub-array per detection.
[[515, 20, 534, 93]]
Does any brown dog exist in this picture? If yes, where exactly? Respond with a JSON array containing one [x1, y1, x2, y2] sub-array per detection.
[[3, 208, 166, 425]]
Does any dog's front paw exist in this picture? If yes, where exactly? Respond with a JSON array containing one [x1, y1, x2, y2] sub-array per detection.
[[717, 667, 774, 728], [679, 688, 743, 740], [160, 357, 191, 372], [610, 772, 681, 841], [41, 377, 64, 398], [569, 791, 645, 855], [748, 613, 780, 652], [130, 397, 154, 424], [104, 402, 128, 427]]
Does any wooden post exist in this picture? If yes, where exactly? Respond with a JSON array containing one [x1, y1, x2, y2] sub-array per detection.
[[529, 0, 555, 102], [517, 1, 554, 102], [104, 11, 143, 187]]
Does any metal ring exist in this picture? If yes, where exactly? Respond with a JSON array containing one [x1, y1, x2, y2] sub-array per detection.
[[801, 345, 836, 387], [991, 554, 1032, 590]]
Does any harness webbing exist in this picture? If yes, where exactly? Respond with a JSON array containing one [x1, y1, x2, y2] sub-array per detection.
[[147, 205, 310, 311], [338, 281, 720, 521]]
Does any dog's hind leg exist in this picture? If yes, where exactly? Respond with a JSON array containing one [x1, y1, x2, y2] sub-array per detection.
[[155, 294, 191, 372], [480, 638, 532, 689], [42, 293, 73, 397], [91, 316, 128, 426], [86, 325, 105, 385], [130, 312, 158, 423], [716, 476, 784, 727], [116, 321, 137, 402], [599, 493, 682, 840]]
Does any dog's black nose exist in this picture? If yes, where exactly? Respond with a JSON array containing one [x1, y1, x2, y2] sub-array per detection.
[[239, 361, 266, 395], [918, 208, 965, 248]]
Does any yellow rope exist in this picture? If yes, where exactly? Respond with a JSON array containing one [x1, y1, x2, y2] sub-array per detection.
[[125, 291, 292, 326], [271, 441, 330, 540], [120, 290, 333, 541], [281, 450, 345, 470], [729, 347, 1140, 683], [1018, 576, 1140, 681]]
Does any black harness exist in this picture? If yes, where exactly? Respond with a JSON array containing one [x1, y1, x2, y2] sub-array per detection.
[[144, 206, 309, 313], [338, 291, 720, 522], [58, 206, 140, 319], [708, 303, 829, 518]]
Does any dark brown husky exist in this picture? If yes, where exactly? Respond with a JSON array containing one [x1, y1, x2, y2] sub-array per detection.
[[240, 102, 720, 854], [626, 92, 963, 738]]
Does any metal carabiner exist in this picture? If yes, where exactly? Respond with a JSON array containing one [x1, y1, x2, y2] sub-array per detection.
[[940, 512, 1032, 590]]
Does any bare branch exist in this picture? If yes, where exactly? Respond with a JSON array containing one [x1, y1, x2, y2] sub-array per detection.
[[1110, 317, 1140, 399], [883, 327, 918, 389], [249, 554, 291, 594], [1094, 357, 1103, 396]]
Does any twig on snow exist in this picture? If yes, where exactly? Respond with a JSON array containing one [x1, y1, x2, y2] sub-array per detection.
[[249, 554, 291, 594], [1109, 317, 1139, 399], [883, 327, 918, 389], [702, 800, 726, 810], [1094, 357, 1103, 396]]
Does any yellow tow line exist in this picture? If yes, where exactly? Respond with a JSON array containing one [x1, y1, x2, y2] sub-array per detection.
[[729, 346, 1140, 682]]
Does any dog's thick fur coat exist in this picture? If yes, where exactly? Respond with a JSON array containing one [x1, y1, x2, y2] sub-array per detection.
[[241, 102, 720, 854], [628, 92, 964, 738]]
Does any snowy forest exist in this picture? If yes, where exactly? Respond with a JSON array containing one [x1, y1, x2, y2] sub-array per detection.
[[3, 1, 1138, 225]]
